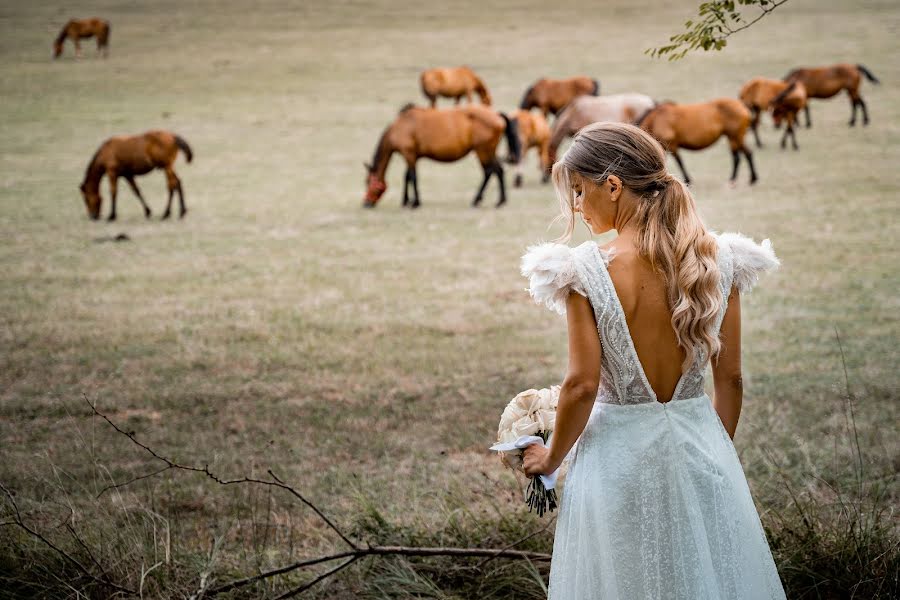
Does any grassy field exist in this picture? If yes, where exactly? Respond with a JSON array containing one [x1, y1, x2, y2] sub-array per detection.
[[1, 0, 898, 597]]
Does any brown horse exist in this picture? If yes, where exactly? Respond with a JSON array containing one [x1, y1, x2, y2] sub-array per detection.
[[769, 81, 808, 150], [53, 18, 110, 59], [363, 104, 520, 208], [638, 99, 757, 185], [783, 63, 879, 127], [420, 67, 491, 108], [519, 76, 599, 118], [739, 77, 808, 148], [507, 109, 551, 187], [80, 131, 193, 221], [549, 93, 656, 165]]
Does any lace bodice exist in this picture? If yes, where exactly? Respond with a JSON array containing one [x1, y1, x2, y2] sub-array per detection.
[[521, 234, 778, 405]]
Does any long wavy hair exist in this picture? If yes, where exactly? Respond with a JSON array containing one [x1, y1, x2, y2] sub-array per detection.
[[551, 122, 722, 368]]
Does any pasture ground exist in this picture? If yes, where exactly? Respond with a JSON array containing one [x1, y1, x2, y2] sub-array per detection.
[[1, 0, 898, 597]]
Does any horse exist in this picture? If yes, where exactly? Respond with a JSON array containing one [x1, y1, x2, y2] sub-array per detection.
[[420, 67, 491, 108], [783, 63, 880, 127], [80, 131, 193, 221], [519, 76, 599, 118], [506, 109, 551, 187], [769, 81, 808, 150], [363, 104, 520, 209], [637, 99, 757, 185], [548, 93, 655, 165], [53, 18, 110, 59], [739, 76, 808, 148]]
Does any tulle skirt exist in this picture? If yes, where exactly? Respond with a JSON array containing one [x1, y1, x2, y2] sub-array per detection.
[[548, 395, 786, 600]]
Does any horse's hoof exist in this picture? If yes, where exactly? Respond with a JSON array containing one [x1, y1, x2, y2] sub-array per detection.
[[161, 212, 171, 220], [179, 211, 187, 219], [471, 198, 482, 207], [144, 211, 152, 219], [750, 177, 758, 186], [107, 215, 116, 222], [410, 202, 420, 210], [513, 175, 523, 188], [495, 201, 506, 208]]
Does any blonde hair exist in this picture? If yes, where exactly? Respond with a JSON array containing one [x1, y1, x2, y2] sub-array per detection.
[[552, 122, 722, 368]]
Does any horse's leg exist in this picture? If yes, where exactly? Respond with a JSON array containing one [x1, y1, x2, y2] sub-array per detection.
[[742, 145, 758, 185], [671, 150, 691, 185], [161, 169, 175, 219], [540, 139, 551, 184], [730, 149, 741, 182], [176, 178, 187, 218], [848, 91, 858, 127], [472, 163, 492, 207], [494, 160, 507, 208], [804, 104, 811, 128], [410, 165, 420, 208], [788, 114, 799, 150], [751, 109, 763, 148], [402, 168, 412, 207], [74, 38, 82, 59], [125, 176, 152, 218], [106, 171, 118, 221], [858, 97, 870, 126]]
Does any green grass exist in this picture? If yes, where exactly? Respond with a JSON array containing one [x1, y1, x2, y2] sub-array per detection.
[[1, 0, 898, 597]]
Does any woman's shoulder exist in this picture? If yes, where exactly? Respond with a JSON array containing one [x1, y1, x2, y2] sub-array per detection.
[[714, 232, 780, 293], [520, 241, 603, 314]]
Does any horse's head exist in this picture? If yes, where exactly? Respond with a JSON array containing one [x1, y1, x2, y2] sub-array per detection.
[[52, 41, 64, 59], [479, 89, 493, 106], [519, 85, 536, 110], [80, 182, 101, 220], [363, 164, 386, 207]]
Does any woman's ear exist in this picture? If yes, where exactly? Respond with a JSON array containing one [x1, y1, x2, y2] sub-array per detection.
[[607, 175, 623, 202]]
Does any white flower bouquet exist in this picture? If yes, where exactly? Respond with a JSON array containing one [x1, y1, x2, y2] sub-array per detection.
[[490, 386, 560, 517]]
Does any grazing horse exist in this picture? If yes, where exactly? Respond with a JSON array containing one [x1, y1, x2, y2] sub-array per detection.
[[363, 104, 520, 209], [739, 77, 808, 148], [53, 18, 110, 59], [507, 109, 551, 187], [420, 67, 491, 108], [519, 76, 600, 118], [783, 63, 880, 127], [638, 99, 757, 185], [80, 130, 193, 221], [548, 93, 655, 164], [769, 81, 808, 150]]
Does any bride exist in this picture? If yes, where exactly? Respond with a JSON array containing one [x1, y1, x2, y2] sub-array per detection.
[[520, 122, 785, 599]]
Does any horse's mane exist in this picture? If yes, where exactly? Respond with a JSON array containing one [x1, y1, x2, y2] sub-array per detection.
[[370, 125, 392, 173], [772, 81, 797, 105], [55, 22, 71, 44], [519, 83, 537, 109], [782, 68, 801, 82], [82, 144, 105, 186], [398, 103, 415, 114]]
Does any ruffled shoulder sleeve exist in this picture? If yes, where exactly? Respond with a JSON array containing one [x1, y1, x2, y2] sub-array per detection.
[[716, 232, 780, 294], [520, 242, 588, 314]]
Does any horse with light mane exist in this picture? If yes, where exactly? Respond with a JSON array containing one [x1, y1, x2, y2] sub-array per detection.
[[363, 104, 520, 209], [739, 76, 808, 149], [80, 131, 193, 221], [519, 76, 599, 118], [638, 98, 757, 185], [507, 109, 551, 187], [54, 18, 110, 59], [783, 63, 879, 127], [420, 67, 491, 108], [548, 93, 655, 165]]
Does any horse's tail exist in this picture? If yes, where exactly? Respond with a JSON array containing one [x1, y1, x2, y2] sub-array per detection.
[[772, 81, 797, 106], [591, 78, 601, 95], [500, 113, 521, 164], [174, 135, 193, 163], [857, 64, 880, 84], [634, 106, 656, 127]]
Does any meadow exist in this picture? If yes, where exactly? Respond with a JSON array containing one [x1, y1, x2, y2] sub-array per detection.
[[1, 0, 898, 597]]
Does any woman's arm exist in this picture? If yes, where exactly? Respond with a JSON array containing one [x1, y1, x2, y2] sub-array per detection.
[[524, 292, 601, 476], [712, 285, 742, 439]]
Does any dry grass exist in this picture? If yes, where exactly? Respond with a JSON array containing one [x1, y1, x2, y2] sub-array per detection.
[[1, 0, 898, 597]]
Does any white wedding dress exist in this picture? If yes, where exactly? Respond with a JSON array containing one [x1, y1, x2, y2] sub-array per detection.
[[521, 233, 786, 600]]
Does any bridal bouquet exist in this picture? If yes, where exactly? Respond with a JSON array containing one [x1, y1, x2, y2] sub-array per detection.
[[490, 386, 560, 517]]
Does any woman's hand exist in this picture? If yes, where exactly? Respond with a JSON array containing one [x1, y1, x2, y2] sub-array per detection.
[[523, 443, 558, 477]]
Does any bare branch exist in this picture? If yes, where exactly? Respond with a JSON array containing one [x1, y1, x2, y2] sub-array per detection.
[[273, 556, 360, 599], [84, 395, 358, 550], [0, 481, 136, 596]]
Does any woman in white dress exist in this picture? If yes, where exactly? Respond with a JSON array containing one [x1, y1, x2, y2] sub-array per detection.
[[520, 122, 785, 599]]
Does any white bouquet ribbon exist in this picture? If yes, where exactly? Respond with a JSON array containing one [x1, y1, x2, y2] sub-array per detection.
[[490, 435, 559, 491]]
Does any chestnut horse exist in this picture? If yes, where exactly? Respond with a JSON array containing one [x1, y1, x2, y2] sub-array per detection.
[[519, 76, 599, 118], [549, 93, 655, 165], [507, 109, 551, 187], [420, 67, 491, 108], [363, 104, 520, 209], [739, 77, 808, 148], [783, 63, 880, 127], [53, 18, 110, 59], [638, 99, 757, 185], [80, 130, 193, 221]]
